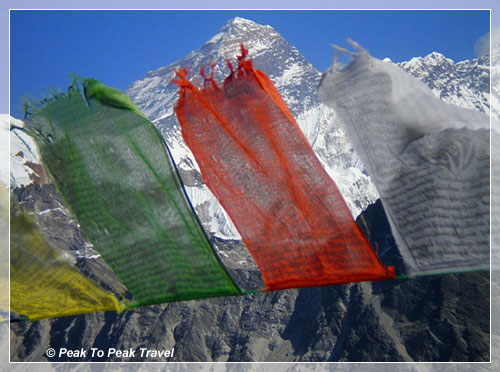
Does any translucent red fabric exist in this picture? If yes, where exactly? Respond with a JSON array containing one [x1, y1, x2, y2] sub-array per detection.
[[174, 46, 394, 291]]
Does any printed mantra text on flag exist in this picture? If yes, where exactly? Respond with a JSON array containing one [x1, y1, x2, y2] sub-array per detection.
[[319, 46, 490, 275]]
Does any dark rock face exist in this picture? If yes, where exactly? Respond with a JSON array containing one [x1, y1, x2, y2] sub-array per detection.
[[10, 185, 489, 362], [8, 17, 491, 364], [11, 183, 128, 298], [358, 201, 490, 362]]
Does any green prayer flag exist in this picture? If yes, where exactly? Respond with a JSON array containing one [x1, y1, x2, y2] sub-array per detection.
[[24, 79, 241, 307]]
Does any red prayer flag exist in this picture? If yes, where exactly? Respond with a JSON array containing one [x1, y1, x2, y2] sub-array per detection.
[[174, 46, 394, 291]]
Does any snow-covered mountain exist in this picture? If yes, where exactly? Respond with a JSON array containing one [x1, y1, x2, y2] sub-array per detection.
[[126, 17, 378, 239], [128, 17, 321, 120], [491, 42, 500, 121], [9, 18, 494, 242], [7, 18, 496, 364], [397, 51, 490, 114], [126, 17, 493, 242], [5, 115, 43, 189], [8, 17, 493, 245]]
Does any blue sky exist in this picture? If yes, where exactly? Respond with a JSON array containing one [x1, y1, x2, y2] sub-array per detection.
[[1, 1, 500, 370], [4, 1, 499, 118], [8, 10, 491, 118]]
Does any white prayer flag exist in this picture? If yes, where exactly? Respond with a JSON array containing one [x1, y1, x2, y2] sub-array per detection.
[[319, 45, 490, 275]]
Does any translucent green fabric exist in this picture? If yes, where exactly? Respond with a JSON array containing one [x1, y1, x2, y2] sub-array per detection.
[[24, 81, 241, 307]]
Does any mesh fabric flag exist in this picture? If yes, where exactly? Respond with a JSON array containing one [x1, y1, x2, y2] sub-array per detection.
[[318, 43, 490, 275], [10, 199, 124, 321], [174, 46, 395, 291], [23, 79, 241, 310]]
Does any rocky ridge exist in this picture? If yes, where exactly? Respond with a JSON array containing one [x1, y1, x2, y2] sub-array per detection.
[[8, 17, 493, 363]]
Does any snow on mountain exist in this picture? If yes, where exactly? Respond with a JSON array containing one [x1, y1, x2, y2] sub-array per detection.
[[1, 114, 45, 189], [6, 115, 44, 189], [128, 17, 493, 241], [127, 17, 377, 239], [491, 43, 500, 121], [128, 17, 320, 121], [398, 51, 490, 114], [5, 21, 496, 364], [8, 17, 493, 242], [295, 104, 378, 214]]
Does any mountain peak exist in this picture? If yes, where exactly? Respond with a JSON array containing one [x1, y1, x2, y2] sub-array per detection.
[[220, 16, 276, 38], [226, 16, 257, 26], [402, 52, 454, 71], [204, 17, 274, 46], [223, 16, 272, 30], [424, 51, 454, 64], [398, 49, 490, 114]]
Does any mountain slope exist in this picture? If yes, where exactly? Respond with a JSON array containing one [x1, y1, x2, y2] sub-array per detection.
[[8, 18, 494, 363], [397, 51, 490, 113], [492, 42, 500, 120], [126, 17, 378, 240]]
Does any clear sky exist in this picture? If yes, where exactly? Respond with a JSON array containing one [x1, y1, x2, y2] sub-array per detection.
[[5, 4, 496, 119]]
